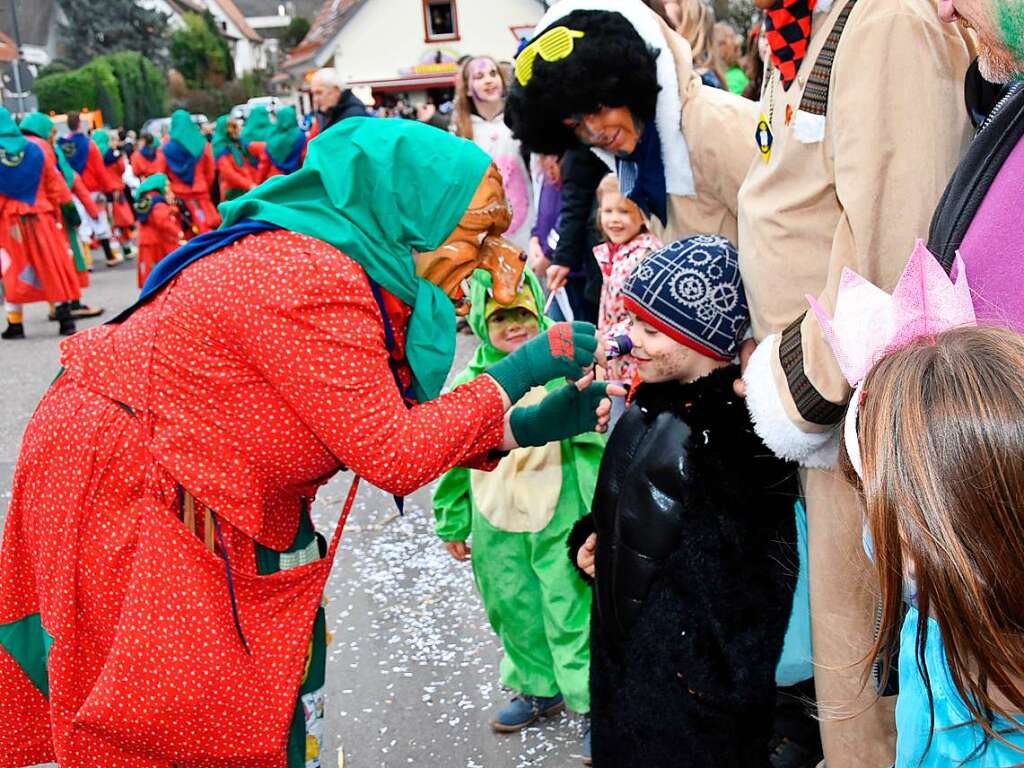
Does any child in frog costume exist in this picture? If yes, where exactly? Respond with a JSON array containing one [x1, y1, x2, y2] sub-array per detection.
[[433, 270, 603, 762]]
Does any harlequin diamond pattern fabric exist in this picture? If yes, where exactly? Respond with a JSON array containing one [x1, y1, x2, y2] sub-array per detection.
[[765, 0, 818, 90]]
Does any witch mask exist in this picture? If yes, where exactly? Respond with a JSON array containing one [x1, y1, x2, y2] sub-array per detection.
[[415, 164, 526, 316]]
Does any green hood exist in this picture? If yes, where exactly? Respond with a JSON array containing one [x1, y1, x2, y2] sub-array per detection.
[[240, 105, 273, 144], [219, 117, 492, 401], [458, 268, 551, 385], [18, 111, 70, 186], [92, 129, 110, 156], [19, 112, 54, 141], [0, 107, 28, 155], [170, 110, 206, 158], [212, 114, 254, 167], [137, 172, 169, 196], [266, 105, 303, 166], [448, 267, 607, 486]]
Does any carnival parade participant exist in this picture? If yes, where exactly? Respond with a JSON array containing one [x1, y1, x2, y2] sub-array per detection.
[[133, 173, 183, 289], [156, 109, 220, 236], [258, 106, 307, 179], [92, 129, 136, 258], [504, 1, 757, 247], [811, 243, 1024, 766], [0, 118, 617, 767], [131, 133, 161, 180], [240, 105, 274, 186], [212, 115, 257, 201], [570, 235, 798, 767], [451, 55, 537, 252], [433, 270, 602, 760], [19, 111, 104, 321], [57, 112, 123, 268], [0, 107, 81, 339]]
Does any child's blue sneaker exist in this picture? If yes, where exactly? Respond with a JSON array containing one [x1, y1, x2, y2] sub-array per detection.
[[488, 693, 564, 733], [581, 714, 592, 765]]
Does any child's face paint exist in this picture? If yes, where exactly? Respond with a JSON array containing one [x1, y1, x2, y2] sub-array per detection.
[[627, 313, 701, 384], [469, 58, 504, 104]]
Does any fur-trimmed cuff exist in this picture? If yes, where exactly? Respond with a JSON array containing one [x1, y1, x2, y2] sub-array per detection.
[[743, 335, 838, 468]]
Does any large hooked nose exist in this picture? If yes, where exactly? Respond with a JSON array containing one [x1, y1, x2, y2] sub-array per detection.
[[480, 235, 528, 306]]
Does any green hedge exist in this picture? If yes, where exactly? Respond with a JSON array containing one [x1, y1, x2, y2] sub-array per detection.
[[87, 59, 123, 127], [33, 68, 96, 116], [33, 52, 167, 130]]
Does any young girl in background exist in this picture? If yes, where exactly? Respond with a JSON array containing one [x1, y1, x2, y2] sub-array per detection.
[[592, 174, 661, 389], [814, 246, 1024, 766], [853, 325, 1024, 766], [450, 55, 535, 252]]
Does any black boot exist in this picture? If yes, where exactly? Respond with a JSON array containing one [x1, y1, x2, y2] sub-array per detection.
[[101, 238, 122, 267], [70, 299, 104, 319], [1, 322, 25, 339], [56, 303, 76, 336]]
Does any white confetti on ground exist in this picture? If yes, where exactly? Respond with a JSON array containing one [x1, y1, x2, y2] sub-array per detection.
[[313, 477, 587, 768]]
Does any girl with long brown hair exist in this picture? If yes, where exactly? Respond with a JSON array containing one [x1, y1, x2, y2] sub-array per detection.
[[850, 325, 1024, 766], [674, 0, 726, 89], [450, 55, 535, 252]]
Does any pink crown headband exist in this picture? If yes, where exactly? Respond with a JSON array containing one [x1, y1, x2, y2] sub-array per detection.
[[807, 239, 977, 477]]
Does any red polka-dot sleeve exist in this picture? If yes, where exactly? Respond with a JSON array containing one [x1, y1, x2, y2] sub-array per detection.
[[237, 243, 506, 497]]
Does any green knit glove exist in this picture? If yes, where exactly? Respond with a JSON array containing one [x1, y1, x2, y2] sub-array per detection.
[[509, 382, 612, 447], [61, 202, 82, 228], [488, 321, 598, 404]]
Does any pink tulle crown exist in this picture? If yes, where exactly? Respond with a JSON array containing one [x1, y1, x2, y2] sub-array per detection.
[[807, 239, 977, 388]]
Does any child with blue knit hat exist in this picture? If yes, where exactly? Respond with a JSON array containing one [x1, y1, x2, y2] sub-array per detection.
[[568, 235, 800, 768]]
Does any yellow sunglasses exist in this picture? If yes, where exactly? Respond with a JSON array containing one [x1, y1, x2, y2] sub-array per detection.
[[514, 26, 586, 87]]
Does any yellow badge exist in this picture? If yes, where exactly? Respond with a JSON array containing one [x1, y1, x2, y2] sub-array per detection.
[[755, 113, 773, 164]]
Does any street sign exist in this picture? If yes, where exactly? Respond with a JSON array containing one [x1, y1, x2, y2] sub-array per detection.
[[1, 60, 37, 114]]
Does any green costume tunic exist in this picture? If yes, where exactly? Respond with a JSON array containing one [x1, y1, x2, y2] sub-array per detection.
[[432, 271, 603, 714]]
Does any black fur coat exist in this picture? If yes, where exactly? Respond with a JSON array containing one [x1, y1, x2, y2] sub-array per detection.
[[568, 366, 799, 767]]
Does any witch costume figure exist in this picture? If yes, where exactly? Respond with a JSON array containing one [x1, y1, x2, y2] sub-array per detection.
[[156, 110, 221, 236], [0, 118, 615, 767], [258, 106, 308, 179], [0, 107, 81, 339]]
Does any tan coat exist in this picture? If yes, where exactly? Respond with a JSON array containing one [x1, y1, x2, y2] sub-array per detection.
[[647, 18, 760, 246], [738, 0, 974, 450]]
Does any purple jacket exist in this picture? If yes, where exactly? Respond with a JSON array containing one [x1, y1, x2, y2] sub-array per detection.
[[929, 83, 1024, 331], [531, 177, 562, 256]]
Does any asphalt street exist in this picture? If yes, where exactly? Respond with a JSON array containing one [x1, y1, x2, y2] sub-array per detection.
[[0, 256, 586, 768]]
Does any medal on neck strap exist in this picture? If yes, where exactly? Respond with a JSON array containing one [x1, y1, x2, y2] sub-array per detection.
[[755, 114, 773, 163], [756, 58, 776, 163]]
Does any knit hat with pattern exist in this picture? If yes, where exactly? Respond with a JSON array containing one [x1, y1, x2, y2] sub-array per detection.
[[622, 235, 748, 361]]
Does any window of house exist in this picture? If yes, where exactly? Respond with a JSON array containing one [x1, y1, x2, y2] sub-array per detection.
[[422, 0, 459, 41]]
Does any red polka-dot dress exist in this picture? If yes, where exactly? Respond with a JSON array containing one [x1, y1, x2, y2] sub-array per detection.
[[0, 230, 506, 766]]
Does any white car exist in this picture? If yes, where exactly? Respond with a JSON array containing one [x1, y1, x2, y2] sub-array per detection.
[[231, 97, 284, 121], [141, 113, 209, 139]]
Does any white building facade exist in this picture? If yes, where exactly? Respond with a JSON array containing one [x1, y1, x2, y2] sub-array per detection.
[[285, 0, 545, 102]]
